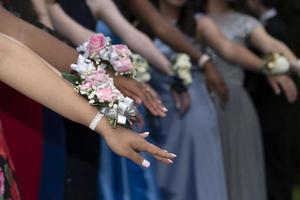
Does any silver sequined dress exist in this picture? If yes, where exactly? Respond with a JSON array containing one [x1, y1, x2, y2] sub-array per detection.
[[206, 12, 267, 200]]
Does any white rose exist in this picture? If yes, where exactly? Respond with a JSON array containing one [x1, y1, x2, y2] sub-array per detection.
[[178, 69, 192, 85], [272, 55, 290, 74], [138, 73, 151, 82], [71, 55, 94, 74]]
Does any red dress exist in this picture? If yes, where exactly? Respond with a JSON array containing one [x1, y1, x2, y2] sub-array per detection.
[[0, 85, 43, 200], [0, 121, 21, 199]]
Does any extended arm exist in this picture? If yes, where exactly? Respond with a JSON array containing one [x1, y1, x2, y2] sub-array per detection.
[[124, 0, 202, 62], [47, 3, 95, 45], [0, 33, 175, 167], [249, 27, 299, 67], [0, 5, 167, 117], [197, 17, 264, 72], [31, 0, 53, 28], [0, 5, 77, 72], [85, 0, 174, 75]]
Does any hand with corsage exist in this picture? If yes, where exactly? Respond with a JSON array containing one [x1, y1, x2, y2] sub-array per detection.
[[198, 53, 229, 108], [261, 53, 290, 75], [169, 53, 193, 116], [64, 33, 168, 128]]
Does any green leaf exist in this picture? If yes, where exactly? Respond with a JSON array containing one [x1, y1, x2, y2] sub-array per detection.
[[62, 72, 81, 86], [0, 195, 4, 200]]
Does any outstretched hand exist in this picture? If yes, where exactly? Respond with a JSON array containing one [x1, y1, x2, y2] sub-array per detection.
[[103, 127, 176, 167], [267, 75, 298, 103], [204, 63, 229, 108], [170, 75, 191, 116], [113, 75, 167, 117]]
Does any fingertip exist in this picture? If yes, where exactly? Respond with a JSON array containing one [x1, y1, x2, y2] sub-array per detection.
[[142, 159, 151, 168], [170, 153, 177, 158], [167, 159, 174, 164], [139, 132, 150, 138], [162, 107, 168, 112]]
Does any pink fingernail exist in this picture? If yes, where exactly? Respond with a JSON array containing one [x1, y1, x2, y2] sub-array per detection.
[[168, 159, 174, 164], [163, 107, 168, 112], [140, 132, 150, 137], [142, 159, 150, 168], [170, 153, 177, 158]]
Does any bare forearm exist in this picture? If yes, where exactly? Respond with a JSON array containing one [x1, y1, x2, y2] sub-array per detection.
[[0, 6, 77, 72], [0, 34, 101, 130], [87, 0, 173, 75], [47, 3, 95, 45], [120, 30, 174, 75], [271, 41, 298, 66], [125, 0, 202, 62], [31, 0, 53, 28], [219, 43, 263, 71]]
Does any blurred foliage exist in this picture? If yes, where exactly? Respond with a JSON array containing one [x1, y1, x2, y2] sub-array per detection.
[[278, 0, 300, 183]]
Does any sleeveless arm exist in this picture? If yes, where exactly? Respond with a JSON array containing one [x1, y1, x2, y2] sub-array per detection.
[[0, 5, 167, 117], [47, 3, 95, 45], [86, 0, 174, 75], [124, 0, 203, 62], [0, 6, 77, 72], [0, 33, 175, 167], [249, 26, 298, 66], [197, 16, 264, 71], [31, 0, 54, 28]]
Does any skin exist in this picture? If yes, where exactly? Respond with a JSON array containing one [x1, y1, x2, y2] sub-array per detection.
[[0, 33, 176, 167], [0, 5, 167, 117], [86, 0, 228, 107], [206, 0, 298, 103], [160, 0, 264, 106], [44, 0, 190, 115]]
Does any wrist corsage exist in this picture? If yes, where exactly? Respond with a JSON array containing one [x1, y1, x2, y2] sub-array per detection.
[[63, 34, 138, 128], [262, 53, 290, 75], [77, 33, 137, 78], [131, 54, 151, 82], [171, 53, 193, 86]]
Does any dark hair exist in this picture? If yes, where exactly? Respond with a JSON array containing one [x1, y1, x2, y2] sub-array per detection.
[[150, 0, 199, 37]]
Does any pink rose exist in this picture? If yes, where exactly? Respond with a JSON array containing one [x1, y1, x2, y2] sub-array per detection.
[[110, 45, 134, 72], [97, 87, 115, 102], [88, 34, 106, 55], [0, 168, 5, 196], [112, 44, 131, 55], [80, 82, 92, 91], [91, 69, 106, 82], [85, 68, 107, 85]]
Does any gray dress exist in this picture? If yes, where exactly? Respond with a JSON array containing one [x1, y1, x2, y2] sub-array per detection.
[[149, 38, 228, 200], [207, 12, 267, 200]]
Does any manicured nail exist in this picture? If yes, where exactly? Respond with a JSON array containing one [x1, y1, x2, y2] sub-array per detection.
[[167, 159, 174, 164], [162, 107, 168, 112], [142, 159, 150, 168], [163, 150, 168, 153], [140, 132, 150, 137], [170, 153, 177, 158]]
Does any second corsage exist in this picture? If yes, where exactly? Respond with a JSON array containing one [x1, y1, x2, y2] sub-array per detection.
[[63, 34, 139, 128], [171, 53, 193, 86], [262, 53, 290, 75]]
